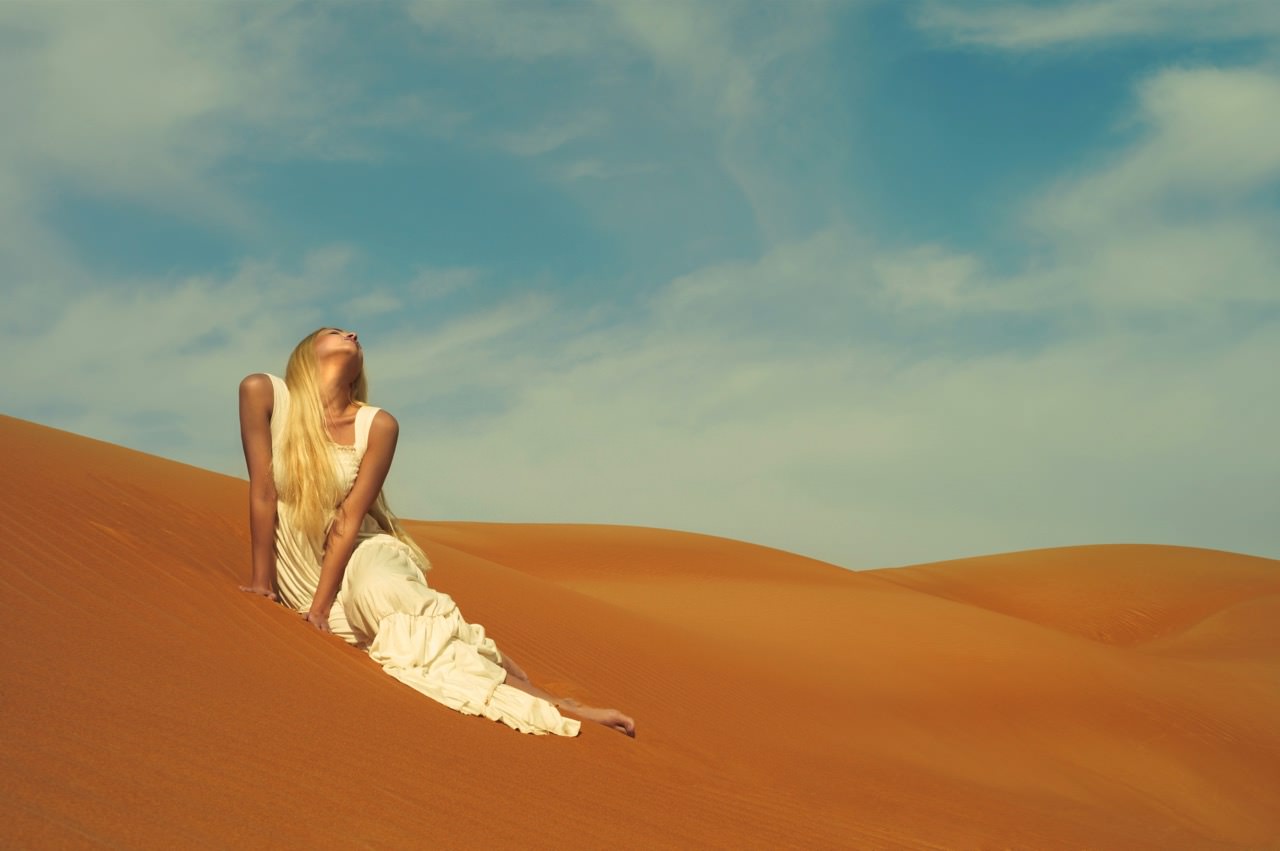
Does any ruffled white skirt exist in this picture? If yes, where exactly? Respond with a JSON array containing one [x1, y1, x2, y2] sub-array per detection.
[[326, 534, 581, 737]]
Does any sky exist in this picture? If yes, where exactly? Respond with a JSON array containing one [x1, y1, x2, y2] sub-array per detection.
[[3, 0, 1279, 570]]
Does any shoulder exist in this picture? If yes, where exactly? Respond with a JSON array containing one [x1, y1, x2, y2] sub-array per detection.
[[366, 408, 400, 447], [369, 408, 399, 436], [238, 373, 275, 412]]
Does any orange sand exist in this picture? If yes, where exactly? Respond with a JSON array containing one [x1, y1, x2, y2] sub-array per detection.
[[1, 413, 1277, 849]]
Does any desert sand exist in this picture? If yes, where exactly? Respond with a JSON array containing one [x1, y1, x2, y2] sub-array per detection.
[[1, 412, 1277, 849]]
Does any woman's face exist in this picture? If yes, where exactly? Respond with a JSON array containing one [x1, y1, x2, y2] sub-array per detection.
[[314, 327, 362, 362]]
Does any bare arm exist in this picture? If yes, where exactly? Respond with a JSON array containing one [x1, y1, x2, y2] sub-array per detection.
[[239, 373, 279, 600], [304, 409, 400, 631]]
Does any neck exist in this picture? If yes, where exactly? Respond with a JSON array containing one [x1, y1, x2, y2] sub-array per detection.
[[316, 361, 357, 416]]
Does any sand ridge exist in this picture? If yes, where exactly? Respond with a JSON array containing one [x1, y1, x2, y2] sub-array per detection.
[[2, 413, 1278, 849]]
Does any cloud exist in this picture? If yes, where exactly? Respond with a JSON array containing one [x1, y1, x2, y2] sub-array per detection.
[[374, 239, 1278, 568], [371, 293, 558, 396], [495, 113, 608, 158], [348, 58, 1280, 565], [914, 0, 1280, 50], [406, 0, 612, 59], [601, 0, 855, 238], [0, 1, 431, 279], [0, 247, 351, 463], [1, 6, 289, 218], [605, 0, 760, 123], [873, 244, 988, 310], [3, 3, 1277, 572], [355, 59, 1275, 567], [9, 220, 1276, 571], [1034, 67, 1280, 231], [344, 291, 404, 318], [1023, 65, 1280, 307], [403, 0, 853, 240], [407, 266, 484, 300], [552, 159, 659, 181]]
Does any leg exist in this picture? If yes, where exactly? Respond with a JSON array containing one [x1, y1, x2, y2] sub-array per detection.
[[499, 653, 531, 684], [496, 661, 636, 738]]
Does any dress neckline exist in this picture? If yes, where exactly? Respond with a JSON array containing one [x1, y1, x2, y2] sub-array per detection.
[[327, 404, 370, 450], [268, 375, 368, 451]]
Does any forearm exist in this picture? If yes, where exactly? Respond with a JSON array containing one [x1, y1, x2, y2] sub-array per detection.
[[309, 521, 360, 616], [248, 493, 278, 588]]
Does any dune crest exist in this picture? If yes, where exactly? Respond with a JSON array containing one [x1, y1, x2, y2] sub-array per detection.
[[2, 413, 1277, 849], [865, 545, 1280, 646]]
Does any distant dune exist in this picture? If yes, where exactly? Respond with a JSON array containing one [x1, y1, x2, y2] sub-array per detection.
[[2, 413, 1277, 849]]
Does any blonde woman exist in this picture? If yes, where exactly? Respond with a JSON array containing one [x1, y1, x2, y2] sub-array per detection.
[[238, 327, 636, 737]]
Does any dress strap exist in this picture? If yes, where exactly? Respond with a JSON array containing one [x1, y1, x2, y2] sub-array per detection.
[[355, 405, 382, 455], [265, 374, 289, 444]]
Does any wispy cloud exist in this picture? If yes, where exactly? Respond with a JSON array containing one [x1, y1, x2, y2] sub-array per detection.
[[407, 266, 484, 300], [3, 1, 1277, 571], [376, 237, 1278, 568], [873, 245, 988, 310], [0, 247, 347, 460], [344, 291, 404, 318], [552, 159, 659, 181], [914, 0, 1280, 50], [1, 6, 305, 223], [368, 58, 1273, 566], [1024, 65, 1280, 307], [495, 113, 608, 158], [406, 0, 612, 59], [0, 2, 437, 273], [403, 0, 854, 241], [1034, 68, 1280, 226]]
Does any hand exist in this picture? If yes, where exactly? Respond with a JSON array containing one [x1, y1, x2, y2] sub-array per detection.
[[239, 584, 278, 601], [302, 609, 332, 634]]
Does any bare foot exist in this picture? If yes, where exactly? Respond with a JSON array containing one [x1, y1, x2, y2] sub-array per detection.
[[239, 584, 278, 601], [560, 699, 636, 737]]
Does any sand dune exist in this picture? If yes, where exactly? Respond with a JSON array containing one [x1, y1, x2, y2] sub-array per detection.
[[1, 412, 1277, 849]]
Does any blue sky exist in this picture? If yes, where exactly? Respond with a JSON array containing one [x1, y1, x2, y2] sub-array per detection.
[[3, 0, 1278, 569]]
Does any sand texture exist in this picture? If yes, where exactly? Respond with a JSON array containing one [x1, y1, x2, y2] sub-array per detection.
[[2, 413, 1278, 849]]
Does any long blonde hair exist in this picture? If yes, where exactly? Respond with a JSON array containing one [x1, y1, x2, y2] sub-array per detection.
[[274, 327, 431, 571]]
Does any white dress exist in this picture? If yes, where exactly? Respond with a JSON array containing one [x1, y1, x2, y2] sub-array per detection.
[[265, 374, 581, 736]]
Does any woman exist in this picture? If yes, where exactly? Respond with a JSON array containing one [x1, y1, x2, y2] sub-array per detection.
[[238, 327, 636, 737]]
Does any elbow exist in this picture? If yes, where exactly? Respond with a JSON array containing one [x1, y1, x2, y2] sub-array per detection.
[[249, 482, 278, 506], [325, 508, 361, 548]]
